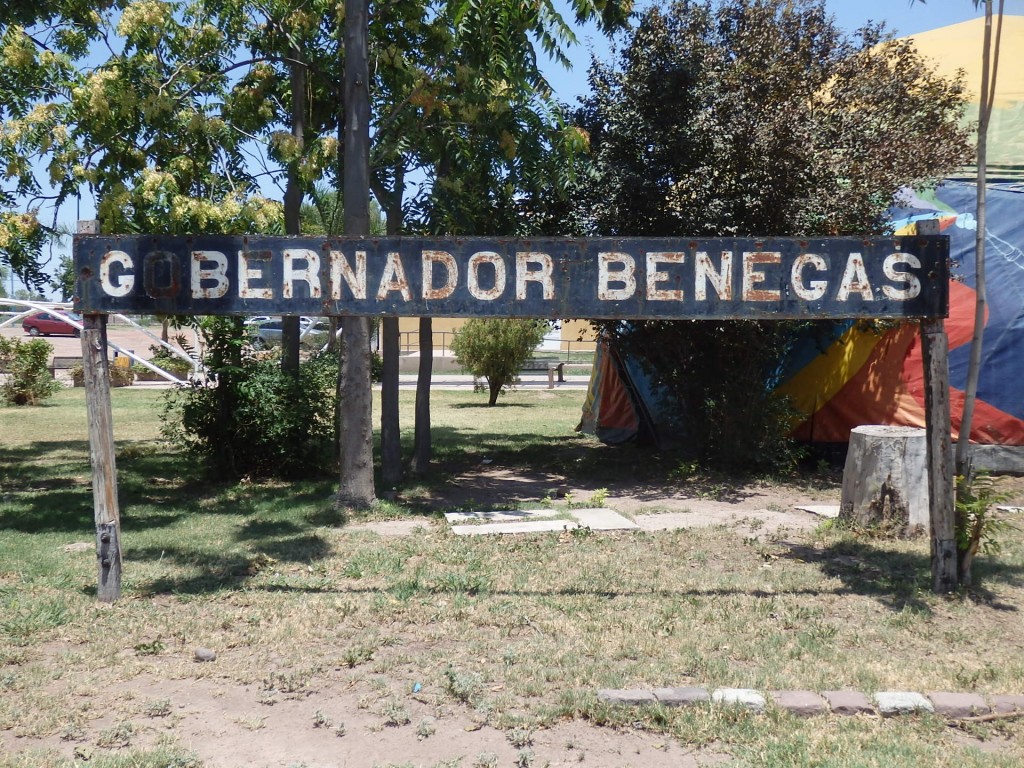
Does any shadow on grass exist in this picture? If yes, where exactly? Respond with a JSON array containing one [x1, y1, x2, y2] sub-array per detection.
[[783, 539, 1023, 613], [0, 441, 210, 534], [448, 403, 539, 410], [125, 531, 334, 596], [414, 428, 777, 506]]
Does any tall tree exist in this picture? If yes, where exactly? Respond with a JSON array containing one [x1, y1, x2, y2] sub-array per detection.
[[570, 0, 972, 469], [912, 0, 1005, 587], [337, 0, 376, 507], [953, 1, 1004, 486]]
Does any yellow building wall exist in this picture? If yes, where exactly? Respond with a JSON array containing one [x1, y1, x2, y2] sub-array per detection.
[[395, 317, 597, 354]]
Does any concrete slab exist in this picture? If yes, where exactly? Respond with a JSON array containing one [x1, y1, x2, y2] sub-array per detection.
[[771, 690, 828, 717], [711, 688, 766, 712], [874, 691, 934, 717], [794, 505, 841, 518], [653, 687, 710, 707], [597, 689, 657, 705], [570, 508, 639, 530], [443, 509, 559, 524], [926, 692, 989, 718], [450, 520, 579, 536], [989, 694, 1024, 714], [821, 690, 874, 716]]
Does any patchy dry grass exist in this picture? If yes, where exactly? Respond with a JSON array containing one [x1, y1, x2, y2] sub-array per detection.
[[1, 388, 1023, 767]]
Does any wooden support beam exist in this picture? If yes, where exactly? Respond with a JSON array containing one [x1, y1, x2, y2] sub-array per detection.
[[79, 219, 122, 602], [921, 318, 956, 593], [82, 312, 121, 602]]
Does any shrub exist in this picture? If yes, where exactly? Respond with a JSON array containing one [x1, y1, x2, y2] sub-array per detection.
[[1, 337, 61, 406], [70, 363, 135, 388], [451, 319, 548, 405], [133, 344, 194, 379], [161, 350, 338, 479]]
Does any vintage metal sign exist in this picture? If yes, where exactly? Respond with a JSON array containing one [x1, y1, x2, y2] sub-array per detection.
[[74, 235, 949, 319]]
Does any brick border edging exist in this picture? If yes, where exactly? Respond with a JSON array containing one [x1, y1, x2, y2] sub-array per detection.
[[596, 687, 1024, 719]]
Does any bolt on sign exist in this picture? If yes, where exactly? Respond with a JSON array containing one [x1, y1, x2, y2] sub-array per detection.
[[74, 235, 949, 319]]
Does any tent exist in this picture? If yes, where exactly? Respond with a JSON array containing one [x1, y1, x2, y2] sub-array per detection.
[[779, 181, 1024, 447], [577, 338, 682, 448]]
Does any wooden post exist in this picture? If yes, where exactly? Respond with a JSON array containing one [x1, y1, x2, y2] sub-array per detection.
[[79, 220, 122, 602], [921, 318, 956, 593]]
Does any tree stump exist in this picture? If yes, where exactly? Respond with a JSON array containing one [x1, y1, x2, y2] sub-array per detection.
[[839, 425, 929, 536]]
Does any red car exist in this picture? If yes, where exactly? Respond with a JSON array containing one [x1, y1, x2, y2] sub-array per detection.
[[22, 311, 82, 337]]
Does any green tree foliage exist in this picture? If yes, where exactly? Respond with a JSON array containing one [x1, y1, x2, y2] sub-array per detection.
[[451, 318, 548, 405], [0, 336, 60, 405], [570, 0, 973, 470], [161, 338, 339, 479]]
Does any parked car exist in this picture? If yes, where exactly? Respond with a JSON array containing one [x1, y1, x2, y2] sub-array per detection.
[[249, 318, 328, 350], [22, 311, 82, 337], [244, 315, 313, 327]]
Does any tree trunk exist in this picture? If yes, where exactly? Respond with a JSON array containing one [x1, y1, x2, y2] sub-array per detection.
[[338, 317, 376, 505], [956, 0, 1003, 479], [381, 316, 402, 487], [337, 0, 375, 506], [281, 45, 306, 375], [954, 0, 1003, 588], [487, 377, 501, 406], [410, 316, 433, 475], [378, 168, 404, 488], [839, 425, 930, 536]]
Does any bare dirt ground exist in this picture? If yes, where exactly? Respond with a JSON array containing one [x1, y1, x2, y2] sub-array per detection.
[[6, 674, 728, 767]]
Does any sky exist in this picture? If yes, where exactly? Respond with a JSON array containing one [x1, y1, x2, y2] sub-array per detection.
[[542, 0, 1024, 105], [11, 0, 1024, 300]]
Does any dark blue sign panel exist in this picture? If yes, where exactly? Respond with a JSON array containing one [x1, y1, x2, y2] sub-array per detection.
[[74, 235, 949, 319]]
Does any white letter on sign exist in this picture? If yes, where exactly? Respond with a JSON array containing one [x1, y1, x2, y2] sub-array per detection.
[[646, 252, 685, 301], [239, 250, 273, 299], [329, 250, 367, 300], [100, 250, 135, 297], [377, 252, 412, 301], [516, 252, 554, 300], [694, 251, 733, 300], [882, 253, 922, 300], [791, 253, 827, 301], [598, 252, 636, 301], [837, 253, 873, 301], [422, 251, 458, 300], [742, 251, 781, 301], [191, 250, 229, 299], [468, 251, 506, 300], [283, 249, 322, 298]]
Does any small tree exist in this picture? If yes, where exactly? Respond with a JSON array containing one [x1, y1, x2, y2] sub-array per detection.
[[451, 319, 548, 406], [0, 337, 60, 406]]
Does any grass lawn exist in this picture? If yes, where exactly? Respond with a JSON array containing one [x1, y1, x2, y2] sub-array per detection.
[[1, 387, 1023, 767]]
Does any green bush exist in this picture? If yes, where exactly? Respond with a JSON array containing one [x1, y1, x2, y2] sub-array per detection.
[[70, 362, 135, 388], [1, 337, 61, 406], [133, 344, 194, 378], [450, 319, 548, 405], [161, 351, 339, 479]]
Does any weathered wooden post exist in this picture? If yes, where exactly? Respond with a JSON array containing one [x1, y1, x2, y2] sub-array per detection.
[[78, 220, 122, 602], [921, 317, 956, 593]]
